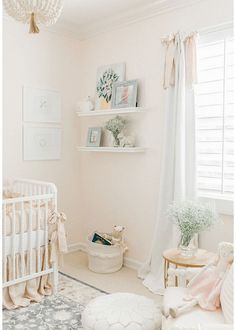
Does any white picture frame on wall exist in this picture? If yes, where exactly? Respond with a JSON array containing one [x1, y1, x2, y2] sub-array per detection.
[[23, 87, 61, 123], [23, 126, 62, 160]]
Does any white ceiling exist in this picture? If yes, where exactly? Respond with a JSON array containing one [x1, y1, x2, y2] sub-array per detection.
[[3, 0, 202, 39], [51, 0, 202, 39], [60, 0, 159, 27]]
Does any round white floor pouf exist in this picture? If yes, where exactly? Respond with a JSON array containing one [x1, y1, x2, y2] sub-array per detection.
[[82, 293, 161, 330]]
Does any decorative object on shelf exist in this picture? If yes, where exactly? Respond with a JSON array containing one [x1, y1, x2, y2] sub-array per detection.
[[77, 96, 94, 112], [105, 116, 126, 147], [95, 63, 125, 110], [3, 0, 64, 33], [23, 126, 61, 160], [112, 80, 138, 109], [86, 127, 102, 147], [167, 201, 219, 257], [118, 132, 135, 147], [23, 87, 61, 123]]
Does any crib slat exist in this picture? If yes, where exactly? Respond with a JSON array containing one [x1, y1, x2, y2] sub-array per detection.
[[21, 201, 25, 276], [29, 200, 33, 275], [45, 200, 49, 270], [3, 204, 7, 283], [12, 203, 16, 280], [37, 200, 41, 272]]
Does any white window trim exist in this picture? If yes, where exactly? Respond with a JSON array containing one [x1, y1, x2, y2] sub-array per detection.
[[197, 23, 234, 216], [199, 195, 233, 216]]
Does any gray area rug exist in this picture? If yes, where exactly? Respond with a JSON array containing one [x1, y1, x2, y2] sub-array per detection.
[[3, 273, 106, 330]]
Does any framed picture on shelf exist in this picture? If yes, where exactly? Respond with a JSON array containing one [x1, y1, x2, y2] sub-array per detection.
[[86, 127, 102, 147], [111, 80, 138, 109], [95, 62, 125, 110]]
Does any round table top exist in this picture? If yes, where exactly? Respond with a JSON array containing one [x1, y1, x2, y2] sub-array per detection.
[[163, 248, 217, 268]]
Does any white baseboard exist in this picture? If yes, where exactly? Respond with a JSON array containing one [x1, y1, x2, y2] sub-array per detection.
[[67, 242, 142, 271], [67, 242, 87, 253], [123, 257, 142, 271]]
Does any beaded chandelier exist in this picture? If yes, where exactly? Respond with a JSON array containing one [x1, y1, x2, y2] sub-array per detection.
[[3, 0, 64, 33]]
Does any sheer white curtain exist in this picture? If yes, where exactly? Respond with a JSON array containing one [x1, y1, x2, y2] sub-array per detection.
[[138, 32, 198, 294]]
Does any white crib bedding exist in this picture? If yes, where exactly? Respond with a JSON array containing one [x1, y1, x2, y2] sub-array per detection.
[[4, 208, 46, 236], [3, 190, 67, 261]]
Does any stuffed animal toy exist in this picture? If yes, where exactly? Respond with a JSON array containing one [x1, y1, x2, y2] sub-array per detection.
[[168, 241, 234, 318], [111, 225, 125, 244], [103, 225, 128, 252]]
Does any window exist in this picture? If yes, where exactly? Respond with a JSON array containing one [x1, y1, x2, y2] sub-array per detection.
[[195, 28, 234, 206]]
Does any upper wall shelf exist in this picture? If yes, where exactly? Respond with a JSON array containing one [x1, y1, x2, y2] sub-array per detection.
[[76, 107, 145, 117]]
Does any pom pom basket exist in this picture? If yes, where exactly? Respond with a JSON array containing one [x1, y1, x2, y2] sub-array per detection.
[[87, 233, 124, 273]]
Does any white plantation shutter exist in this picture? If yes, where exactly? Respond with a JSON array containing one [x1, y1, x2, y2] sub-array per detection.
[[195, 30, 234, 199]]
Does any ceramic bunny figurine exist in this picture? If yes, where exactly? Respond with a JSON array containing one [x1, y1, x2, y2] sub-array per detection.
[[117, 132, 135, 147], [169, 241, 234, 318]]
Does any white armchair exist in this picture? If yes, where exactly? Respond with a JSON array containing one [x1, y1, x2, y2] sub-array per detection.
[[161, 264, 234, 330]]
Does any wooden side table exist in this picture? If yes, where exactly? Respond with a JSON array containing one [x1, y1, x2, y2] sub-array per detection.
[[163, 248, 217, 288]]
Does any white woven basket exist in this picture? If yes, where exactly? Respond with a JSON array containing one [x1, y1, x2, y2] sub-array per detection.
[[87, 233, 124, 273]]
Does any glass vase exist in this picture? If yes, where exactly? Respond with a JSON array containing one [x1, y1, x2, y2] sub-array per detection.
[[179, 235, 198, 258], [113, 135, 120, 147]]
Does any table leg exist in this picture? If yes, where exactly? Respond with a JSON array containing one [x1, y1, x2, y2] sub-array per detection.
[[175, 265, 178, 286], [164, 259, 167, 288], [164, 259, 169, 288]]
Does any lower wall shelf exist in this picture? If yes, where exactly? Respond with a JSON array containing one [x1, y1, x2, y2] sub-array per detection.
[[77, 147, 146, 153]]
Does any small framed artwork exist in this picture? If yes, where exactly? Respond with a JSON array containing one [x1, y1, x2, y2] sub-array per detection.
[[23, 87, 61, 123], [23, 126, 62, 160], [111, 80, 138, 109], [95, 62, 125, 110], [86, 127, 102, 147]]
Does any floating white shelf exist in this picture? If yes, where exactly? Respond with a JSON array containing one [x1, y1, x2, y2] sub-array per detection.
[[77, 147, 146, 153], [76, 107, 145, 117]]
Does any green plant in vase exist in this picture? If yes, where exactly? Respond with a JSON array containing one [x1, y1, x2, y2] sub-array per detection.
[[105, 116, 126, 147], [167, 200, 219, 257]]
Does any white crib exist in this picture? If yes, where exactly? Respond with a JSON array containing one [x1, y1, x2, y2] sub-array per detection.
[[2, 178, 58, 293]]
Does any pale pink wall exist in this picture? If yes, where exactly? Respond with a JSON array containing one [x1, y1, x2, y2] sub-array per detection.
[[3, 19, 83, 245], [3, 0, 233, 263], [77, 0, 233, 261]]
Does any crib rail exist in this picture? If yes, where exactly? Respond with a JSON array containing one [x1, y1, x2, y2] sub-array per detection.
[[2, 179, 58, 292], [12, 178, 57, 205]]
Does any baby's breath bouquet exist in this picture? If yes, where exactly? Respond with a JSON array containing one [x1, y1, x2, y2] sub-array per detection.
[[105, 116, 126, 147], [167, 201, 219, 256]]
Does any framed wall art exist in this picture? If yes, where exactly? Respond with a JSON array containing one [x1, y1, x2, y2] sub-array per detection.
[[23, 126, 62, 160], [95, 62, 125, 110], [23, 87, 61, 123]]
